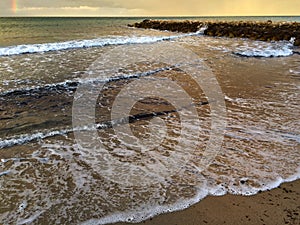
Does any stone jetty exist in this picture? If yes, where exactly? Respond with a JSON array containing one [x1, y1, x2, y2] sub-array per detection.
[[129, 20, 300, 46]]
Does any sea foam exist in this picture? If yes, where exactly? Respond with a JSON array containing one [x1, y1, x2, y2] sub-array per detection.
[[234, 39, 294, 57], [0, 66, 171, 97], [0, 32, 201, 56], [81, 172, 300, 225]]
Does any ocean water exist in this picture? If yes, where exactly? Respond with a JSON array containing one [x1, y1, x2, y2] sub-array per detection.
[[0, 17, 299, 224]]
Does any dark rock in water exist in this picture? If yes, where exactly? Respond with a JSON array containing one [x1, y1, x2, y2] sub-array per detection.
[[130, 19, 203, 33], [203, 21, 300, 45], [240, 179, 247, 184], [129, 20, 300, 46]]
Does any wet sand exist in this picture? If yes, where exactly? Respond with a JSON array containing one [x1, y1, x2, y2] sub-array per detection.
[[114, 179, 300, 225]]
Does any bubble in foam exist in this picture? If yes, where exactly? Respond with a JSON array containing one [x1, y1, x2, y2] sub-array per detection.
[[18, 201, 27, 212]]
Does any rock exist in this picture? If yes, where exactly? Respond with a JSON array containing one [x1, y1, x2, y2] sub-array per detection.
[[129, 20, 300, 46], [240, 179, 247, 184], [229, 32, 235, 38]]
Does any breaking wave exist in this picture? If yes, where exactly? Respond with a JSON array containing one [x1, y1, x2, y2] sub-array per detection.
[[0, 32, 202, 56], [233, 39, 295, 57]]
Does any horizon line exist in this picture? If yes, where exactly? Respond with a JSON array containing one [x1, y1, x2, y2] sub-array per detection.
[[1, 15, 300, 18]]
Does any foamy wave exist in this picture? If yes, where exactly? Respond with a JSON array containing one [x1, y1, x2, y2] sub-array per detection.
[[0, 129, 72, 149], [0, 66, 171, 97], [0, 33, 200, 56], [234, 40, 294, 57], [81, 173, 300, 225], [82, 189, 208, 225]]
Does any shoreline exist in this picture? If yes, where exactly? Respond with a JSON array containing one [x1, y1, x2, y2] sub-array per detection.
[[129, 20, 300, 46], [113, 179, 300, 225]]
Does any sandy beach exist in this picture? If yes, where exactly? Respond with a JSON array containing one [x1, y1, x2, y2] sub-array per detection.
[[114, 179, 300, 225], [0, 17, 299, 224]]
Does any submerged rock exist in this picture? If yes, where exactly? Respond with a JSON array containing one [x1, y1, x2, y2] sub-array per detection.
[[130, 20, 300, 46]]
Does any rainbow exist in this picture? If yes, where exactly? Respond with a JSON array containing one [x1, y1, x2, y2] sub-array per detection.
[[12, 0, 17, 13]]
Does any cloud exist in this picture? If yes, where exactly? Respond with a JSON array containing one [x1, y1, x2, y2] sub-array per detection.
[[0, 0, 299, 16], [13, 0, 151, 10], [14, 6, 146, 17]]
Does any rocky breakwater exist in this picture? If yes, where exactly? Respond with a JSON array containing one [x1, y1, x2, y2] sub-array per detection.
[[129, 20, 300, 46], [129, 19, 204, 33]]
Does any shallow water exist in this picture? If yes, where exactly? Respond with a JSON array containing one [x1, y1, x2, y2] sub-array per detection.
[[0, 17, 299, 224]]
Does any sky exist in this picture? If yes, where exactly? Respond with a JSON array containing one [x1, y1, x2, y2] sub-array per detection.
[[0, 0, 300, 17]]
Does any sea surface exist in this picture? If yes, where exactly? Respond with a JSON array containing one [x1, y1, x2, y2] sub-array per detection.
[[0, 17, 299, 224]]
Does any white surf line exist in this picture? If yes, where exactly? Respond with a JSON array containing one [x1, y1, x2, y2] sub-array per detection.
[[0, 100, 208, 149], [0, 66, 173, 97], [0, 31, 203, 57]]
